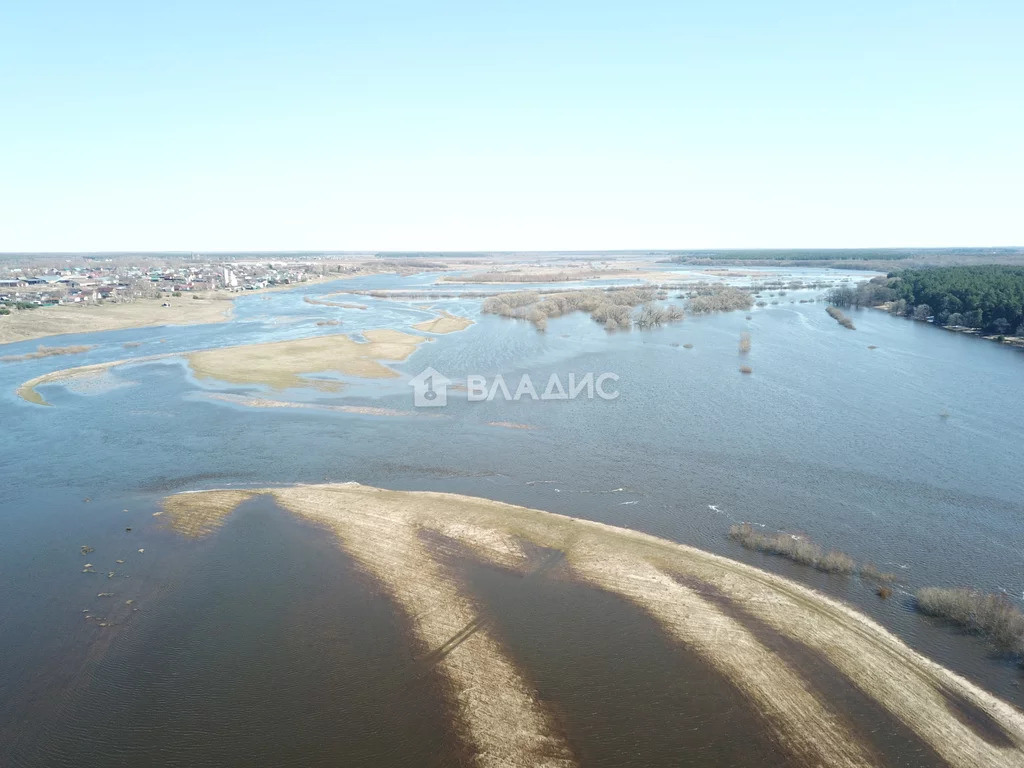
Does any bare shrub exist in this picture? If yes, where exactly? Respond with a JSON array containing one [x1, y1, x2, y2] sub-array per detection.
[[860, 563, 894, 583], [635, 304, 667, 329], [1, 344, 95, 362], [877, 586, 893, 599], [482, 291, 540, 316], [483, 287, 659, 330], [826, 306, 856, 329], [916, 587, 1024, 652], [739, 365, 753, 374], [819, 551, 856, 574], [686, 285, 754, 314], [728, 523, 858, 576], [739, 332, 751, 354], [682, 343, 693, 349]]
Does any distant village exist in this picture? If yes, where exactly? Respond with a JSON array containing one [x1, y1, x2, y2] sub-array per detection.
[[0, 258, 334, 308]]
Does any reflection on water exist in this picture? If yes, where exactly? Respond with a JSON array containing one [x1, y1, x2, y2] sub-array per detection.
[[2, 266, 1023, 765]]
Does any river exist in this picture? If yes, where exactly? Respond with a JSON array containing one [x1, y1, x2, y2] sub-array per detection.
[[1, 266, 1022, 766]]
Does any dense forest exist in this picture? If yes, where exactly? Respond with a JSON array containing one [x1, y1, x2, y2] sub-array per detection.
[[828, 266, 1024, 335]]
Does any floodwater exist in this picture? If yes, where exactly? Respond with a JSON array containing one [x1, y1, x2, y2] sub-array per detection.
[[1, 266, 1022, 765]]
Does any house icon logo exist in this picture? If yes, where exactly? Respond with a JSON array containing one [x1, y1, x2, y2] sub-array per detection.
[[409, 367, 451, 407]]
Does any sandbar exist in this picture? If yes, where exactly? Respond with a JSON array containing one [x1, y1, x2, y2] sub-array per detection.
[[17, 353, 176, 406], [163, 483, 1024, 768], [199, 392, 414, 417], [18, 330, 427, 405], [411, 310, 475, 334], [187, 330, 427, 390]]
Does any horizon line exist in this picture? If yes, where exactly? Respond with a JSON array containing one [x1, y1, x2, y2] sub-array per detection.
[[1, 245, 1023, 258]]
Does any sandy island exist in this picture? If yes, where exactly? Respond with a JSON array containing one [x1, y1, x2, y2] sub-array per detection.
[[17, 330, 428, 404], [17, 353, 177, 405], [412, 310, 475, 334], [187, 329, 427, 390], [163, 483, 1024, 768]]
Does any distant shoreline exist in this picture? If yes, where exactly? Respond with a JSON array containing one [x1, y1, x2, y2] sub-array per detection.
[[868, 304, 1024, 349], [0, 275, 343, 346]]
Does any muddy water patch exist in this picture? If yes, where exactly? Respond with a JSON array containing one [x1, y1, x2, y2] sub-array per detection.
[[670, 572, 948, 768], [7, 497, 462, 768], [431, 537, 786, 768]]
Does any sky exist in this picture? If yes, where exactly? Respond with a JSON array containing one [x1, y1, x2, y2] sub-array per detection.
[[2, 1, 1022, 252]]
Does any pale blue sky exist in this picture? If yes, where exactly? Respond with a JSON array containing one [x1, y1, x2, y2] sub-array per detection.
[[2, 1, 1021, 251]]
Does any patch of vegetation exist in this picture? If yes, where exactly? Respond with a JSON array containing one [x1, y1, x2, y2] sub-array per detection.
[[1, 344, 94, 362], [826, 276, 897, 308], [826, 306, 855, 329], [916, 587, 1024, 654], [634, 303, 684, 329], [686, 285, 753, 314], [859, 562, 895, 583], [728, 523, 856, 574], [482, 287, 668, 331]]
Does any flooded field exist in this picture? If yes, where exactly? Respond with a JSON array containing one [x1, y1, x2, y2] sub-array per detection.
[[2, 266, 1023, 766]]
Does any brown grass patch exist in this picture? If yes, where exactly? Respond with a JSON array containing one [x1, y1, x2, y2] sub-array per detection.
[[161, 489, 256, 537], [729, 523, 855, 574], [860, 562, 895, 583], [187, 330, 427, 390], [2, 344, 94, 362], [826, 306, 856, 329], [412, 310, 475, 334]]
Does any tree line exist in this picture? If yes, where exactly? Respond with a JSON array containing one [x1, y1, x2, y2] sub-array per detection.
[[827, 266, 1024, 336]]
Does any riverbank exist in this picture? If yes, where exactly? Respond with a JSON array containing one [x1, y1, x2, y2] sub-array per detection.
[[0, 297, 232, 346], [870, 303, 1024, 348], [163, 483, 1024, 768], [0, 273, 368, 347]]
